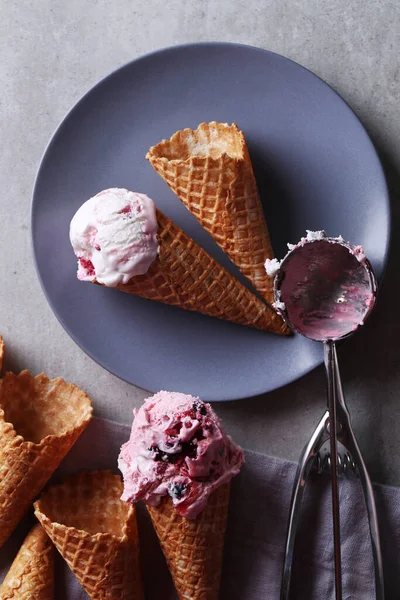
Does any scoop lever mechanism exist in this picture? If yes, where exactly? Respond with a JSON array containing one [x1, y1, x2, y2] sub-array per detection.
[[280, 342, 384, 600]]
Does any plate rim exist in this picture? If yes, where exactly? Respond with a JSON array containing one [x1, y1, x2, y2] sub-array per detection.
[[30, 41, 391, 400]]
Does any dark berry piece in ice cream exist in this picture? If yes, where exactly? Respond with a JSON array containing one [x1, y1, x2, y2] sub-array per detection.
[[149, 441, 198, 463], [181, 441, 197, 459], [169, 481, 187, 499], [193, 401, 207, 416]]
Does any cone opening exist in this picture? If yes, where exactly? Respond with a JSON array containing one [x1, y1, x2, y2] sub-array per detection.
[[36, 471, 133, 537], [0, 371, 92, 444], [151, 122, 244, 161]]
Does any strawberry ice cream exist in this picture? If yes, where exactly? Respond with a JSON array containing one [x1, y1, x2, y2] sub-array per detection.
[[118, 391, 244, 519], [69, 188, 159, 287]]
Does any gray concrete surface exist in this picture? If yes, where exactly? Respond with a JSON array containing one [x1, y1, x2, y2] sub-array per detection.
[[0, 1, 399, 484]]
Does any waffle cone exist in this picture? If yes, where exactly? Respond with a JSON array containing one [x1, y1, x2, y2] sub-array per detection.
[[0, 371, 93, 548], [0, 523, 54, 599], [34, 470, 143, 600], [0, 336, 4, 373], [107, 209, 286, 334], [147, 122, 284, 310], [147, 483, 230, 600]]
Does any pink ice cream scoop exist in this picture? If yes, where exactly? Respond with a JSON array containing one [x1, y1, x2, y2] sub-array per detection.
[[69, 188, 159, 287], [118, 391, 244, 519]]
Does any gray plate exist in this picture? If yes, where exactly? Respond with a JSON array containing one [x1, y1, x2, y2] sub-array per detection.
[[31, 43, 390, 401]]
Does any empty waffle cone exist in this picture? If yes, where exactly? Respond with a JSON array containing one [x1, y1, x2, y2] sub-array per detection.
[[108, 209, 286, 334], [0, 523, 54, 600], [34, 470, 143, 600], [0, 371, 92, 548], [147, 121, 284, 311], [147, 483, 230, 600]]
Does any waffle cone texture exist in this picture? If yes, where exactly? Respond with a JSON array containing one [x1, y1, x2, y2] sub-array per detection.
[[146, 121, 283, 311], [0, 371, 93, 548], [147, 483, 231, 600], [0, 336, 4, 372], [0, 523, 54, 599], [106, 209, 286, 334], [34, 470, 143, 600]]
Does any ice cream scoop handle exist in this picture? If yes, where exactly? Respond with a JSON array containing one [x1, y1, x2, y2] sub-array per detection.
[[280, 411, 329, 600], [332, 346, 385, 600], [324, 341, 343, 600]]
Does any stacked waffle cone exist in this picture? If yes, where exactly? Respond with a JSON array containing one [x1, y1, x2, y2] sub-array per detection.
[[109, 209, 287, 335], [148, 483, 231, 600], [147, 121, 280, 310], [0, 370, 93, 548], [34, 470, 143, 600], [0, 523, 54, 600]]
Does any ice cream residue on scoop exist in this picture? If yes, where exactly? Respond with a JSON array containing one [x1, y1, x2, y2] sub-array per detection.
[[273, 234, 375, 341], [353, 245, 366, 263], [69, 188, 159, 287], [264, 232, 328, 280], [273, 300, 286, 312], [264, 258, 282, 278], [264, 231, 368, 281], [305, 230, 326, 242], [263, 230, 373, 337], [118, 391, 244, 519]]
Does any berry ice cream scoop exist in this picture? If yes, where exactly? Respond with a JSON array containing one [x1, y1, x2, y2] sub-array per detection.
[[69, 188, 159, 287], [118, 391, 244, 519]]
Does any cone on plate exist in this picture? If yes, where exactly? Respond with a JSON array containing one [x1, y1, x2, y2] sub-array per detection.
[[146, 121, 283, 310], [34, 470, 144, 600], [147, 483, 231, 600], [0, 523, 54, 600], [0, 371, 93, 548], [109, 208, 287, 335]]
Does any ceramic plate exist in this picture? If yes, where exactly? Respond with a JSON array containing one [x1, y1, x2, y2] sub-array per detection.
[[31, 43, 390, 400]]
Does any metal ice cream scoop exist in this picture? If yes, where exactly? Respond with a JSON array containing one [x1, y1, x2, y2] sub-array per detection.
[[270, 232, 384, 600]]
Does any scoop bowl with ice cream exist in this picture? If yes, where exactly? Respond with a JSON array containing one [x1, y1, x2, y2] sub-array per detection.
[[265, 230, 377, 342]]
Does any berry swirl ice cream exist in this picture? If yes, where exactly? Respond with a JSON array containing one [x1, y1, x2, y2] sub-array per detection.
[[118, 391, 244, 519], [69, 188, 159, 287]]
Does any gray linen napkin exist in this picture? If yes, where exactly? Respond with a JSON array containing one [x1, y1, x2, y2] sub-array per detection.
[[0, 417, 399, 599]]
